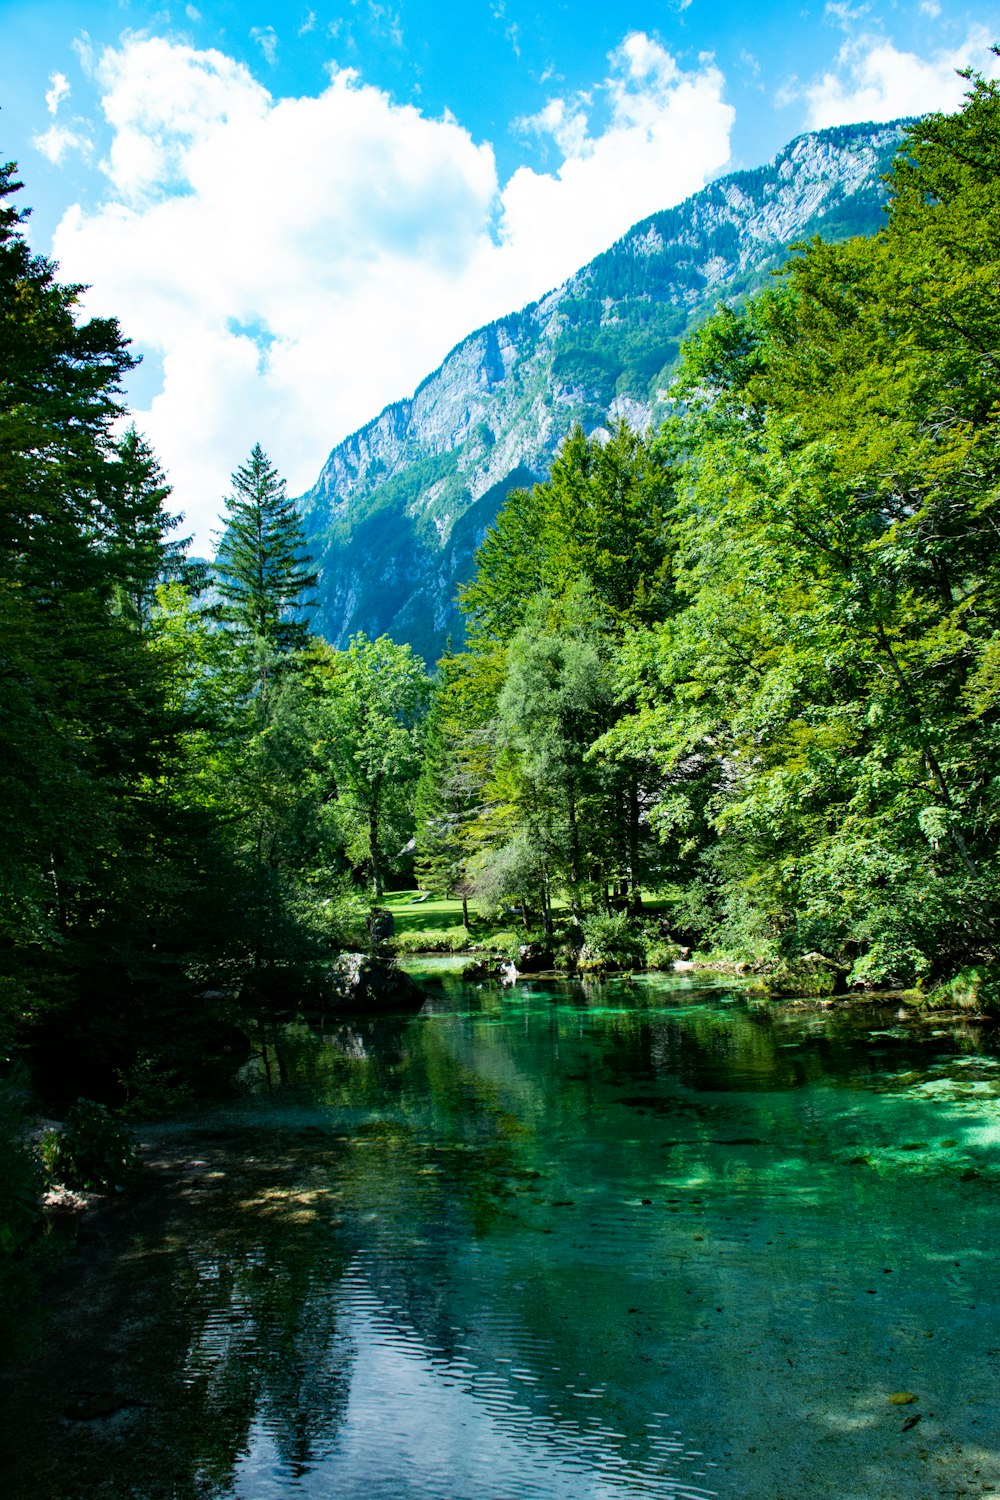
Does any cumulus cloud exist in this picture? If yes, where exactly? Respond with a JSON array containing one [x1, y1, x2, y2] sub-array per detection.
[[49, 32, 732, 548], [505, 34, 732, 296], [45, 71, 72, 114], [802, 25, 1000, 127], [34, 69, 92, 163]]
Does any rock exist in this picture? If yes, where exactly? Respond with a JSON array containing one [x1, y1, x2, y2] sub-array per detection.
[[329, 953, 425, 1014], [366, 907, 395, 945], [516, 941, 553, 973]]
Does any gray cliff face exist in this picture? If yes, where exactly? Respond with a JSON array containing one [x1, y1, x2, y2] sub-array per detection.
[[299, 119, 909, 665]]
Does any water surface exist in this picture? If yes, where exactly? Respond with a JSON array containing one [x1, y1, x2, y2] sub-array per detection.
[[5, 971, 1000, 1498]]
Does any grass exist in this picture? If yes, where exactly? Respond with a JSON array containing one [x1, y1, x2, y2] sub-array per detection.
[[380, 890, 477, 936], [380, 888, 676, 937]]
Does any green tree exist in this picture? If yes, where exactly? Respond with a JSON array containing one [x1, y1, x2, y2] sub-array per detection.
[[314, 634, 430, 900], [413, 656, 481, 926], [460, 420, 676, 645], [215, 444, 317, 653], [606, 70, 1000, 982]]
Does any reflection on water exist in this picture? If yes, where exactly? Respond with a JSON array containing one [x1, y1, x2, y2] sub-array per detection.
[[6, 973, 1000, 1498]]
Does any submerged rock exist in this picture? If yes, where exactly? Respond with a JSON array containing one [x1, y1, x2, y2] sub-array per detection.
[[329, 953, 426, 1014]]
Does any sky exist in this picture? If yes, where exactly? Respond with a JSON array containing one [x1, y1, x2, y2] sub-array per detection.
[[3, 1, 1000, 550]]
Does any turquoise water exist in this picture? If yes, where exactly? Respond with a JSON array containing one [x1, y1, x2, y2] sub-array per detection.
[[10, 972, 1000, 1497]]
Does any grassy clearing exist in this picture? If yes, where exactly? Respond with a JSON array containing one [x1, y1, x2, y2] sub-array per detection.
[[380, 888, 676, 943], [380, 890, 475, 935]]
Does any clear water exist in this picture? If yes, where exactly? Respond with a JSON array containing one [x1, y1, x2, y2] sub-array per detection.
[[12, 972, 1000, 1497]]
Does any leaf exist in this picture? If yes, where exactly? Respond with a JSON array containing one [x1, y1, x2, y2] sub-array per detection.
[[888, 1392, 918, 1405]]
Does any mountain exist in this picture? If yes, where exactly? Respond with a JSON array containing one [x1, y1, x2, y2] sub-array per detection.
[[298, 119, 909, 665]]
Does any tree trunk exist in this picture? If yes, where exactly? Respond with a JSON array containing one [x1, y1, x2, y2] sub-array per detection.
[[567, 784, 583, 919], [461, 893, 470, 931], [628, 771, 642, 909], [369, 805, 384, 899]]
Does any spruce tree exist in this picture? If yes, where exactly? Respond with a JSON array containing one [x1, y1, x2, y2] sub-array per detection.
[[214, 444, 317, 652]]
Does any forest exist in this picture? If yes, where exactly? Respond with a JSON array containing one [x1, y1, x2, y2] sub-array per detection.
[[2, 72, 1000, 1342]]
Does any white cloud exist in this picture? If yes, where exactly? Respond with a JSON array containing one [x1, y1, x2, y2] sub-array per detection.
[[49, 32, 733, 550], [802, 25, 1000, 127], [505, 34, 732, 294], [250, 25, 279, 67], [33, 123, 93, 165], [45, 71, 71, 115], [35, 70, 91, 161]]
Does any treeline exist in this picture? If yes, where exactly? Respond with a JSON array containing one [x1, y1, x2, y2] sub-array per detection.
[[414, 74, 1000, 996], [0, 162, 428, 1105]]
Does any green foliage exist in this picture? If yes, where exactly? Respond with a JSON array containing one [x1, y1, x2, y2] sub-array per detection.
[[925, 965, 1000, 1011], [643, 936, 684, 971], [41, 1099, 136, 1192], [748, 960, 839, 1000], [215, 444, 317, 652], [578, 911, 647, 973], [312, 633, 430, 900], [387, 928, 472, 954], [599, 73, 1000, 988], [461, 420, 678, 642]]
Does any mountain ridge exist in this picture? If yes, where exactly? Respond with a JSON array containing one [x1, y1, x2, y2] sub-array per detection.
[[298, 117, 911, 663]]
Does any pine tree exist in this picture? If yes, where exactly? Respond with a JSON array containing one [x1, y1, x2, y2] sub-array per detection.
[[214, 444, 317, 652]]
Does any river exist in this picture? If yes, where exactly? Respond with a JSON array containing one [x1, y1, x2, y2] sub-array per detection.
[[3, 964, 1000, 1498]]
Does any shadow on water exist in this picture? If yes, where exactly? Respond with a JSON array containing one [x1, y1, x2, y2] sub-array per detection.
[[4, 973, 1000, 1497]]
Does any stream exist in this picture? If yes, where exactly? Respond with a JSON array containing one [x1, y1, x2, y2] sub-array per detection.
[[3, 964, 1000, 1498]]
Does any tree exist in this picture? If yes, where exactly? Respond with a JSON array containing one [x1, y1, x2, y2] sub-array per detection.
[[214, 444, 317, 653], [453, 426, 674, 918], [460, 421, 676, 646], [314, 634, 430, 900], [413, 656, 481, 926], [606, 69, 1000, 983]]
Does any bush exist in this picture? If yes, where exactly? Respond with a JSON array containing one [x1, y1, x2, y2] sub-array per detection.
[[117, 1053, 193, 1121], [41, 1099, 136, 1193], [578, 911, 646, 973], [644, 937, 684, 971], [748, 958, 839, 999], [926, 966, 1000, 1011], [387, 928, 471, 954]]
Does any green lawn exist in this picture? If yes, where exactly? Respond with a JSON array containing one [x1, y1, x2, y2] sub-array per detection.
[[381, 888, 674, 937], [380, 890, 475, 935]]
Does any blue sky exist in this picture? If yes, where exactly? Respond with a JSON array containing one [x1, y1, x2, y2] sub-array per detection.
[[3, 0, 999, 546]]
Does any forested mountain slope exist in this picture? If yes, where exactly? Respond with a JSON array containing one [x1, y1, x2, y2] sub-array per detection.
[[299, 119, 908, 663]]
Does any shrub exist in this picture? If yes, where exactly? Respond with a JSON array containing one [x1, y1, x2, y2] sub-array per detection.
[[41, 1099, 136, 1193], [644, 937, 684, 971], [578, 911, 646, 973], [387, 928, 471, 954], [926, 966, 1000, 1011], [748, 958, 838, 999]]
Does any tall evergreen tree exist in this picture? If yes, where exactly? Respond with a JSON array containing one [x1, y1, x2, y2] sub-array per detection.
[[214, 444, 317, 653]]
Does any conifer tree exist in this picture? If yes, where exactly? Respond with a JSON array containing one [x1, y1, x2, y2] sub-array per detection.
[[214, 444, 317, 652]]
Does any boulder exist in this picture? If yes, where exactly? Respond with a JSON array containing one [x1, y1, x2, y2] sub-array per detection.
[[329, 953, 425, 1014], [516, 942, 553, 973]]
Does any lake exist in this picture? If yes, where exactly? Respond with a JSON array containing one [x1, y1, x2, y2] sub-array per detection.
[[4, 966, 1000, 1498]]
